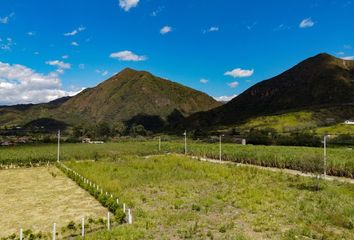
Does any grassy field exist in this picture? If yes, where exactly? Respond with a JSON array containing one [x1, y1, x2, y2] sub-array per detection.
[[181, 142, 354, 178], [0, 167, 107, 239], [236, 111, 354, 135], [316, 124, 354, 135], [66, 154, 354, 240], [0, 141, 352, 178], [238, 111, 317, 133]]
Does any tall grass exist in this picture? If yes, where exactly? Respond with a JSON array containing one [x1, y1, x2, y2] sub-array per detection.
[[0, 141, 353, 178], [67, 155, 354, 239]]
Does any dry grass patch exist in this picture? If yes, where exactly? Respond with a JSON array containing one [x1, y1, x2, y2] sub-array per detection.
[[0, 166, 107, 237]]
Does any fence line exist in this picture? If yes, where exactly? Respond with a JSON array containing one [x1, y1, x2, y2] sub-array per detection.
[[58, 162, 133, 224], [1, 162, 133, 239]]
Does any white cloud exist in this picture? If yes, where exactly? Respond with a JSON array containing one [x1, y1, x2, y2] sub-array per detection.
[[341, 56, 354, 60], [209, 26, 219, 32], [160, 26, 172, 35], [344, 44, 352, 49], [119, 0, 139, 12], [110, 50, 147, 61], [224, 68, 254, 78], [199, 78, 209, 84], [228, 81, 239, 88], [213, 95, 238, 102], [337, 51, 345, 55], [62, 55, 69, 59], [151, 6, 164, 17], [0, 16, 9, 24], [299, 18, 315, 28], [45, 60, 71, 70], [0, 62, 81, 105], [274, 24, 290, 31], [64, 26, 86, 36], [0, 13, 14, 24], [96, 69, 109, 77], [0, 37, 15, 51], [71, 41, 79, 46], [203, 26, 219, 34], [27, 31, 36, 36], [246, 22, 257, 31], [34, 51, 40, 55]]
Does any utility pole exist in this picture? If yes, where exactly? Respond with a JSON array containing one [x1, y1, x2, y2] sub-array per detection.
[[323, 135, 329, 177], [57, 130, 60, 162], [219, 135, 224, 161], [184, 130, 187, 155], [158, 136, 161, 151]]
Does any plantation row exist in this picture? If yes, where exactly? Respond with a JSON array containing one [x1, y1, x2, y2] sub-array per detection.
[[0, 140, 353, 178], [178, 143, 354, 178], [58, 163, 127, 225], [66, 155, 354, 239]]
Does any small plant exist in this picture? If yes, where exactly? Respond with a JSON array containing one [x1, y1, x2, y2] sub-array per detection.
[[206, 230, 214, 239], [219, 225, 226, 233], [191, 203, 201, 211], [67, 220, 76, 230], [115, 209, 126, 224]]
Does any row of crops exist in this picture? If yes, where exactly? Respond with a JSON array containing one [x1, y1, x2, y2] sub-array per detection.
[[168, 142, 354, 178], [0, 140, 353, 178]]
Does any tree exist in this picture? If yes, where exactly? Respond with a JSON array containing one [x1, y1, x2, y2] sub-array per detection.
[[129, 124, 148, 136], [113, 122, 127, 136], [95, 122, 111, 138]]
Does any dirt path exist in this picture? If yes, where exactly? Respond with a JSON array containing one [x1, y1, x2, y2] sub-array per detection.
[[171, 154, 354, 185]]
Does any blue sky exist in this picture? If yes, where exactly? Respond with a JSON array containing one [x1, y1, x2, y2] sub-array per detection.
[[0, 0, 353, 105]]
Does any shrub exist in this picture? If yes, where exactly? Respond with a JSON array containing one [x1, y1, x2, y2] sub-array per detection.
[[67, 220, 76, 230], [115, 209, 126, 224], [191, 204, 201, 211]]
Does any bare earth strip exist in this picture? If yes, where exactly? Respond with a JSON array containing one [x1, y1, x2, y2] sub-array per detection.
[[0, 166, 107, 237]]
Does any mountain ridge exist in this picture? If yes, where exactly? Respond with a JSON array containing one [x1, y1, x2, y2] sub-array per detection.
[[180, 53, 354, 129], [0, 68, 221, 129]]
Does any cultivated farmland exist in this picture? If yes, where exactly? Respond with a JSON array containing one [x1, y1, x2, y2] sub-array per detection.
[[67, 155, 354, 239], [0, 167, 107, 238], [0, 140, 353, 239], [0, 141, 353, 178]]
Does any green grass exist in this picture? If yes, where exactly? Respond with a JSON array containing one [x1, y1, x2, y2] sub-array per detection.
[[316, 124, 354, 135], [233, 111, 354, 135], [0, 141, 158, 165], [0, 140, 353, 178], [239, 111, 317, 133], [180, 142, 354, 178], [66, 154, 354, 239]]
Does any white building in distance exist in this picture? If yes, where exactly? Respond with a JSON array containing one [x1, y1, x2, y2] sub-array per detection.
[[344, 120, 354, 125]]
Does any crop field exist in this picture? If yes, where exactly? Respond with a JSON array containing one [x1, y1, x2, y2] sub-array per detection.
[[0, 141, 353, 239], [0, 140, 353, 178], [0, 167, 107, 239], [66, 154, 354, 239]]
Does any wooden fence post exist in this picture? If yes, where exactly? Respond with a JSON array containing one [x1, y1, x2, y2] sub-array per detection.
[[128, 209, 133, 224], [52, 223, 56, 240], [20, 228, 23, 240], [107, 212, 110, 230], [82, 217, 85, 239]]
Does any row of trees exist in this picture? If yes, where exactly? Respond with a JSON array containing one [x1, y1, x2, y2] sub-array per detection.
[[71, 123, 151, 139]]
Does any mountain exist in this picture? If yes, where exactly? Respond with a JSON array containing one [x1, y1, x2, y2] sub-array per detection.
[[182, 53, 354, 129], [0, 68, 221, 130]]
